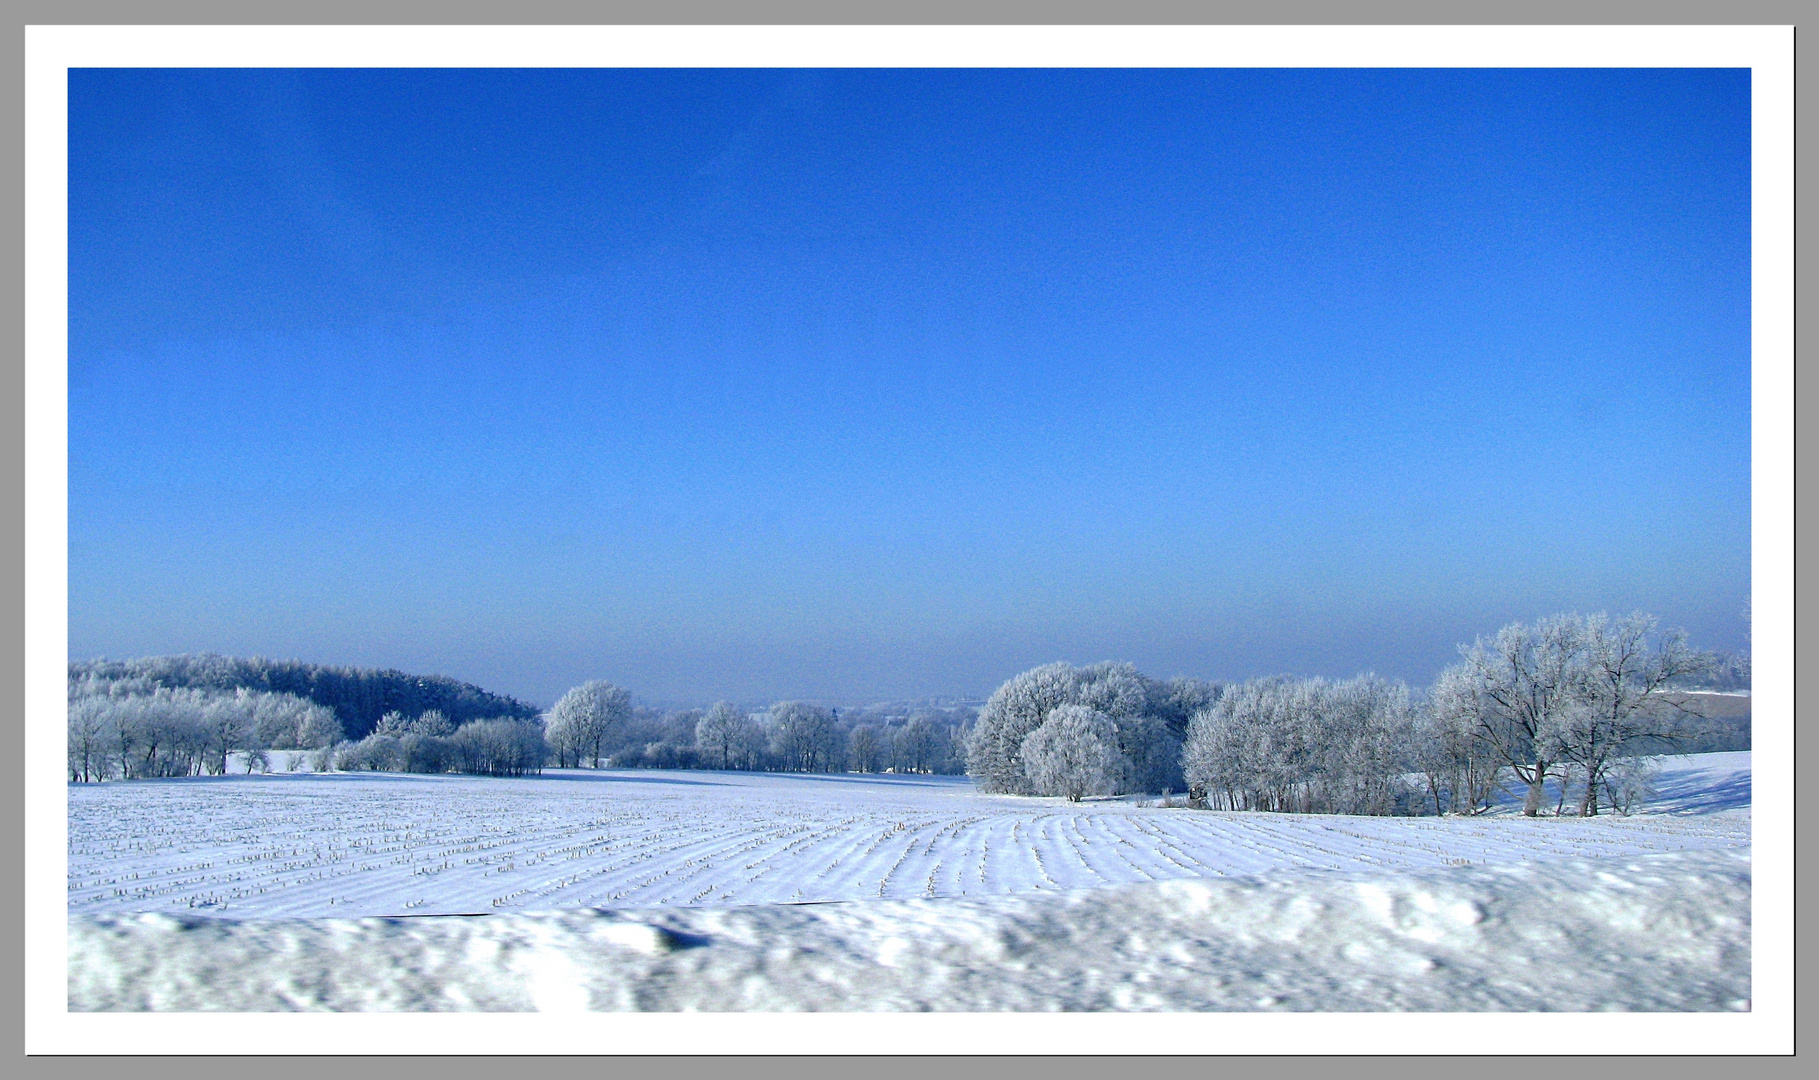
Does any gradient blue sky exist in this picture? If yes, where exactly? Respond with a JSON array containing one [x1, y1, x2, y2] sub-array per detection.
[[68, 68, 1751, 707]]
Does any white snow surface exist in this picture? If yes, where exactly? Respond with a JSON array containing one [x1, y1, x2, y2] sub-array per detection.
[[68, 752, 1750, 920], [70, 848, 1750, 1011], [66, 753, 1751, 1011]]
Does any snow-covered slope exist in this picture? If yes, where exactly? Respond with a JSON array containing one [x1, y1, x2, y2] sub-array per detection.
[[1474, 750, 1752, 816], [69, 847, 1750, 1012], [66, 753, 1751, 920]]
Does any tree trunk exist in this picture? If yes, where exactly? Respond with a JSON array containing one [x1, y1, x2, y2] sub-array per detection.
[[1522, 766, 1548, 816]]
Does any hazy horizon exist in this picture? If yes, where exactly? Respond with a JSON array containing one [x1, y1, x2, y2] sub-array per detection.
[[69, 68, 1751, 708]]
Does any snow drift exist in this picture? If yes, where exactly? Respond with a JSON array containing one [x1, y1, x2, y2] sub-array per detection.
[[70, 847, 1749, 1012]]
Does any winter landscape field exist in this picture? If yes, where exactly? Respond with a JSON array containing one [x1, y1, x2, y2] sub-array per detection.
[[69, 752, 1749, 919], [58, 63, 1770, 1027], [68, 752, 1751, 1010]]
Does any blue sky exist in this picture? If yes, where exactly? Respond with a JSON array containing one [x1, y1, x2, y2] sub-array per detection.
[[68, 68, 1751, 706]]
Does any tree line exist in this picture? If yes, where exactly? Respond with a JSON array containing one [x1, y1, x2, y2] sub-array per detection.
[[333, 710, 548, 777], [68, 659, 974, 782], [540, 688, 970, 775], [967, 612, 1745, 817], [68, 611, 1741, 814], [202, 690, 970, 781]]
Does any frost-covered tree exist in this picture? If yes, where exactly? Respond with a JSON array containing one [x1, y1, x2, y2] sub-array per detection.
[[104, 697, 138, 780], [1181, 676, 1296, 810], [336, 708, 463, 772], [769, 701, 838, 772], [322, 711, 544, 777], [545, 681, 631, 768], [893, 716, 942, 774], [1412, 683, 1503, 815], [411, 709, 454, 737], [245, 692, 338, 751], [336, 732, 402, 772], [1296, 674, 1415, 816], [1020, 705, 1121, 801], [694, 701, 752, 771], [1432, 612, 1708, 817], [544, 707, 583, 768], [201, 695, 253, 776], [448, 718, 547, 777], [107, 687, 216, 778], [298, 707, 345, 751], [966, 662, 1083, 794], [1181, 674, 1416, 814], [1555, 613, 1707, 815], [972, 662, 1087, 792], [643, 710, 705, 770], [731, 712, 769, 771], [847, 724, 884, 774], [310, 741, 342, 773], [945, 721, 972, 776], [1075, 662, 1151, 723], [968, 661, 1192, 795], [1075, 661, 1181, 793], [1436, 616, 1586, 817], [392, 709, 458, 773], [68, 697, 109, 782], [1116, 712, 1184, 795]]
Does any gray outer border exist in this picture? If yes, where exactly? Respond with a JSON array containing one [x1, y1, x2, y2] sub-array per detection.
[[1, 0, 1813, 23], [6, 0, 1803, 1075]]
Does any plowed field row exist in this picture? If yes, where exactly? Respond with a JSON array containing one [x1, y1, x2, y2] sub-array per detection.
[[67, 758, 1749, 919]]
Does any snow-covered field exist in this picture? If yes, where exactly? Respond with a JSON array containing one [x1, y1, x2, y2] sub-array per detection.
[[67, 753, 1751, 1011], [68, 753, 1749, 920]]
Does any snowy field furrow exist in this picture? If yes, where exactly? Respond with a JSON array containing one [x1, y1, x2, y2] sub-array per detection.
[[67, 753, 1750, 920]]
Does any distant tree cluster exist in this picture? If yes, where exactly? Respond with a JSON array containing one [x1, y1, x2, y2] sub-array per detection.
[[973, 612, 1740, 817], [331, 710, 547, 777], [544, 682, 632, 768], [696, 701, 764, 770], [69, 654, 539, 741], [1667, 649, 1750, 692], [535, 688, 973, 776], [838, 702, 973, 776], [67, 684, 342, 782], [66, 668, 550, 782]]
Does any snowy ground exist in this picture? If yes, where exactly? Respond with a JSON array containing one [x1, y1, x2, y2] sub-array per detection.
[[67, 753, 1751, 1011], [67, 753, 1749, 919], [70, 848, 1750, 1011]]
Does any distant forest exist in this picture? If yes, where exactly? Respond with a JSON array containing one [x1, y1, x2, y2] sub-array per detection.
[[68, 654, 540, 740]]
